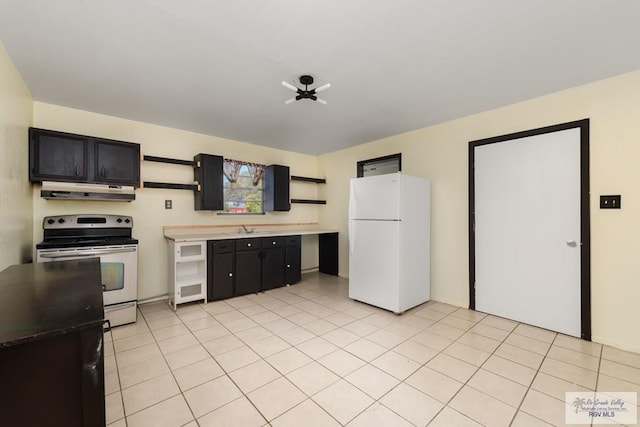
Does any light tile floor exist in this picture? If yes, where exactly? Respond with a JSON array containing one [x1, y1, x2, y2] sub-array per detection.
[[104, 272, 640, 426]]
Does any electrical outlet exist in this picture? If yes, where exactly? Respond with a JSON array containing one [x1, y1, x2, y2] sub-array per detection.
[[165, 200, 172, 209], [600, 195, 621, 209]]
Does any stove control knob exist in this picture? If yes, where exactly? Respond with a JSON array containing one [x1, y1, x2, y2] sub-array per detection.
[[47, 219, 55, 225], [116, 218, 123, 223], [124, 218, 131, 224], [58, 218, 65, 224]]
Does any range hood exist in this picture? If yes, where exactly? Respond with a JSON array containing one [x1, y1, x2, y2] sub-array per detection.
[[41, 181, 135, 202]]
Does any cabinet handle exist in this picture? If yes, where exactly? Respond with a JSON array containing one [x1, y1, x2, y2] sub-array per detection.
[[228, 273, 233, 277], [247, 243, 251, 247], [272, 241, 276, 245], [75, 165, 80, 176], [287, 264, 291, 268]]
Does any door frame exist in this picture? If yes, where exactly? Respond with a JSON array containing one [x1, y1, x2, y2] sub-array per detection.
[[468, 119, 591, 340]]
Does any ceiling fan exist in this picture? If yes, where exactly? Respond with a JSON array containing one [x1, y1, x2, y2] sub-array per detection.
[[282, 75, 330, 105]]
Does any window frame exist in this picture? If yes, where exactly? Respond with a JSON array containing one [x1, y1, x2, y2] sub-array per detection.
[[356, 153, 402, 178], [220, 159, 266, 215]]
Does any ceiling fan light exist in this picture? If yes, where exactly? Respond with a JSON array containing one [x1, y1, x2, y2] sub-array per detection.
[[282, 81, 298, 92], [315, 83, 331, 93], [285, 97, 296, 105]]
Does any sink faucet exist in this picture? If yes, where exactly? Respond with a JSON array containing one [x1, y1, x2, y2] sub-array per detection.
[[240, 225, 254, 234]]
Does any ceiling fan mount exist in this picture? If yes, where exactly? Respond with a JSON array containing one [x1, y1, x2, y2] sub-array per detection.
[[299, 75, 314, 86], [282, 75, 330, 105]]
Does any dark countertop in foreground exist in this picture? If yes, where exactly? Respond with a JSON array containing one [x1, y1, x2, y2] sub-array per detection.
[[0, 258, 104, 348]]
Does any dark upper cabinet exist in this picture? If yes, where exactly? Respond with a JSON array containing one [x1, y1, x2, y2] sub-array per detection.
[[29, 128, 89, 182], [194, 153, 224, 211], [95, 139, 140, 185], [285, 235, 302, 285], [264, 165, 290, 212], [29, 127, 140, 187]]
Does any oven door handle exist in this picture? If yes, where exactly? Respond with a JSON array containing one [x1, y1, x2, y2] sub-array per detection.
[[39, 247, 137, 259]]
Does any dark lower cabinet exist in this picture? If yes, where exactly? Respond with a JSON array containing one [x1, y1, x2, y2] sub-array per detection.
[[208, 235, 302, 300], [319, 232, 339, 276], [262, 237, 286, 290], [0, 325, 105, 427], [208, 240, 234, 300], [0, 259, 105, 427], [235, 239, 262, 296], [286, 235, 302, 284]]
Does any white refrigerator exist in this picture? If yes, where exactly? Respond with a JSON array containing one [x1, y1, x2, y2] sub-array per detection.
[[348, 172, 430, 313]]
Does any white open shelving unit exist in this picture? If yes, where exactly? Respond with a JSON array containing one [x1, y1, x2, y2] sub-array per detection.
[[168, 241, 207, 310]]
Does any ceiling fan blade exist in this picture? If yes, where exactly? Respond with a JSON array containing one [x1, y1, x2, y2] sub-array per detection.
[[285, 97, 296, 105], [316, 97, 328, 105], [282, 81, 299, 92], [315, 83, 331, 93]]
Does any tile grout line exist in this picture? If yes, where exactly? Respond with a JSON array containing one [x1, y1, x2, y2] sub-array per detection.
[[505, 324, 557, 427], [423, 312, 518, 426], [110, 279, 629, 427]]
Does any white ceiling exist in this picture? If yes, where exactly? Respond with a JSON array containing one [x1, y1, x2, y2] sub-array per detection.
[[1, 1, 639, 155]]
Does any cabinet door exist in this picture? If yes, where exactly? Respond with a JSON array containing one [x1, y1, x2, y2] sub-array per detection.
[[262, 237, 286, 291], [285, 236, 302, 284], [264, 165, 290, 212], [194, 154, 224, 211], [208, 241, 234, 301], [262, 248, 285, 290], [319, 233, 339, 276], [95, 139, 140, 186], [29, 128, 88, 182], [235, 250, 261, 295]]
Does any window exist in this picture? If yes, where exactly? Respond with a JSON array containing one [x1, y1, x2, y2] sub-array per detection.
[[357, 153, 402, 177], [223, 159, 265, 214]]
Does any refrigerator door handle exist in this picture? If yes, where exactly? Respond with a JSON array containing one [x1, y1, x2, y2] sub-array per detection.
[[348, 181, 356, 220], [349, 221, 354, 255]]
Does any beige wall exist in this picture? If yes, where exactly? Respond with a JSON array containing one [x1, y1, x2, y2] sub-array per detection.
[[0, 43, 33, 270], [5, 38, 640, 351], [319, 70, 640, 353], [32, 102, 320, 300]]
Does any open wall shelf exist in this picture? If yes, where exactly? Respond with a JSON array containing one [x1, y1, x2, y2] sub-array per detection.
[[291, 199, 327, 205], [290, 175, 326, 205], [291, 176, 326, 184], [142, 155, 200, 192]]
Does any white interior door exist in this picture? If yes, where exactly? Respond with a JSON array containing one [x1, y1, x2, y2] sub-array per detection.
[[474, 128, 582, 337]]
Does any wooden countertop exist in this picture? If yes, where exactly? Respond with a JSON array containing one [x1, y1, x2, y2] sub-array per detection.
[[163, 225, 339, 242], [0, 258, 104, 348]]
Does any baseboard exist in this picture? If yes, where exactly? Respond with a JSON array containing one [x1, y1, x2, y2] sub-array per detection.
[[429, 295, 467, 309], [138, 295, 170, 305], [591, 335, 640, 354]]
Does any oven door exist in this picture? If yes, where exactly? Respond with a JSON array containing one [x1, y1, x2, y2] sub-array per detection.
[[37, 245, 138, 306]]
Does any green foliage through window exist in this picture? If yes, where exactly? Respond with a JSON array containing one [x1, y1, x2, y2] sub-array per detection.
[[223, 160, 264, 214]]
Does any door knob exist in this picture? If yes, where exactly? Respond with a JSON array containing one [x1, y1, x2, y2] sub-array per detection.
[[566, 240, 577, 247]]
